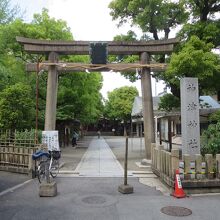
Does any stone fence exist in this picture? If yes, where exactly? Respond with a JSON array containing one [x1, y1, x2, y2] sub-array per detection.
[[151, 143, 220, 193]]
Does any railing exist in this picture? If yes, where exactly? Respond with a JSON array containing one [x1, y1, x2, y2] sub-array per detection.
[[0, 146, 42, 175], [151, 143, 220, 193], [151, 143, 179, 187], [0, 130, 37, 147]]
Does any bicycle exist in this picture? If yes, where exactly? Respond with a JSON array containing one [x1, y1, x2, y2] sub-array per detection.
[[32, 150, 61, 183]]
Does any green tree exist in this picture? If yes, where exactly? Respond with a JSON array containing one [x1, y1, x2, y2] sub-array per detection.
[[0, 8, 104, 130], [0, 0, 20, 24], [201, 122, 220, 156], [164, 36, 220, 97], [57, 72, 103, 126], [105, 86, 138, 135], [179, 20, 220, 47], [0, 83, 35, 129], [163, 0, 220, 105], [183, 0, 220, 22], [158, 93, 180, 112], [109, 0, 188, 40], [179, 0, 220, 47], [209, 110, 220, 122], [109, 31, 140, 82]]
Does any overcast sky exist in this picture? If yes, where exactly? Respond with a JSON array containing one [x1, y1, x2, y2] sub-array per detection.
[[12, 0, 166, 98]]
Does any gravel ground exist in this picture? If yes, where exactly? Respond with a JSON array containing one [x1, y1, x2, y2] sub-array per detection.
[[59, 136, 92, 171]]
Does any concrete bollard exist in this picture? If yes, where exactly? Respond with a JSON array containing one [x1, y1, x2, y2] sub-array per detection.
[[39, 181, 57, 197]]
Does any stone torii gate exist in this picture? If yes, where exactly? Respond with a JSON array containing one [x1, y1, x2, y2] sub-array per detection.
[[16, 37, 178, 159]]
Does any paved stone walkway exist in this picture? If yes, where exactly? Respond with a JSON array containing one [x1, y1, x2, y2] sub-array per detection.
[[74, 137, 124, 177]]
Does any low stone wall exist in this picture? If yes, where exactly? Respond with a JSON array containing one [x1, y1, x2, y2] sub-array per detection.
[[151, 143, 220, 193]]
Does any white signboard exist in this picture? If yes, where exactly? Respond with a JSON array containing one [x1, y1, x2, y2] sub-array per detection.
[[42, 130, 60, 151]]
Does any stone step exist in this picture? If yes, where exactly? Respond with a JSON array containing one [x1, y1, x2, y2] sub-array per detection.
[[57, 170, 157, 178], [59, 170, 79, 174]]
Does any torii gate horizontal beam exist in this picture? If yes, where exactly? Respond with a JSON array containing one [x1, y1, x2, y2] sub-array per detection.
[[26, 62, 167, 73], [16, 37, 179, 55]]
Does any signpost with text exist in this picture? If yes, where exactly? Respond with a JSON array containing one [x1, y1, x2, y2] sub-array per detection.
[[180, 77, 200, 155]]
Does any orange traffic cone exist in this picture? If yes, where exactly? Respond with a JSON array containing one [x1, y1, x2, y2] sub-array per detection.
[[173, 169, 186, 198]]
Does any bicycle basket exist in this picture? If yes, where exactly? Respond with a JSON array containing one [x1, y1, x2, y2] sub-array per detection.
[[52, 151, 61, 160]]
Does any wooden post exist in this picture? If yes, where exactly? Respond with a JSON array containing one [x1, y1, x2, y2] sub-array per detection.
[[168, 118, 172, 152], [118, 136, 133, 194], [140, 52, 155, 160], [35, 61, 40, 144], [45, 52, 59, 130], [124, 136, 128, 185]]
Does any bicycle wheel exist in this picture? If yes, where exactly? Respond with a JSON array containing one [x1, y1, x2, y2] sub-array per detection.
[[37, 161, 47, 183], [50, 159, 59, 178]]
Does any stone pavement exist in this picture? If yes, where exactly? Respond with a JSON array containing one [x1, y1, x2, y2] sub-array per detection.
[[58, 136, 168, 194], [74, 137, 124, 177]]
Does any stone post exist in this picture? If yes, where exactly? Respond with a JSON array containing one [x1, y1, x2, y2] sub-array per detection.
[[45, 52, 59, 131], [180, 77, 200, 155], [140, 52, 155, 160], [151, 143, 156, 165], [183, 154, 191, 180], [205, 154, 214, 179], [216, 154, 220, 178], [166, 152, 171, 177], [171, 149, 180, 179], [195, 154, 203, 179], [157, 145, 163, 171]]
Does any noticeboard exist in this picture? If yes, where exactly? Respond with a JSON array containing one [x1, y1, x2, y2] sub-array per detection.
[[42, 130, 60, 151]]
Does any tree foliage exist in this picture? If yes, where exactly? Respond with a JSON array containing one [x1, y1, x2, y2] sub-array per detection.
[[0, 83, 35, 129], [201, 122, 220, 156], [179, 20, 220, 47], [0, 0, 20, 24], [0, 4, 103, 130], [109, 0, 220, 95], [105, 86, 138, 121], [109, 0, 188, 40], [164, 36, 220, 96], [57, 72, 103, 125], [158, 93, 180, 112], [183, 0, 220, 22]]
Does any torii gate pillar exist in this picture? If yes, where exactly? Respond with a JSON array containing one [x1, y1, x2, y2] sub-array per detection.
[[141, 52, 155, 160], [44, 52, 59, 130]]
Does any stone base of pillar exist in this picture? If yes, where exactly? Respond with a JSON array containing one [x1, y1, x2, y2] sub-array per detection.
[[141, 158, 152, 165], [118, 184, 133, 194], [39, 181, 57, 197]]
